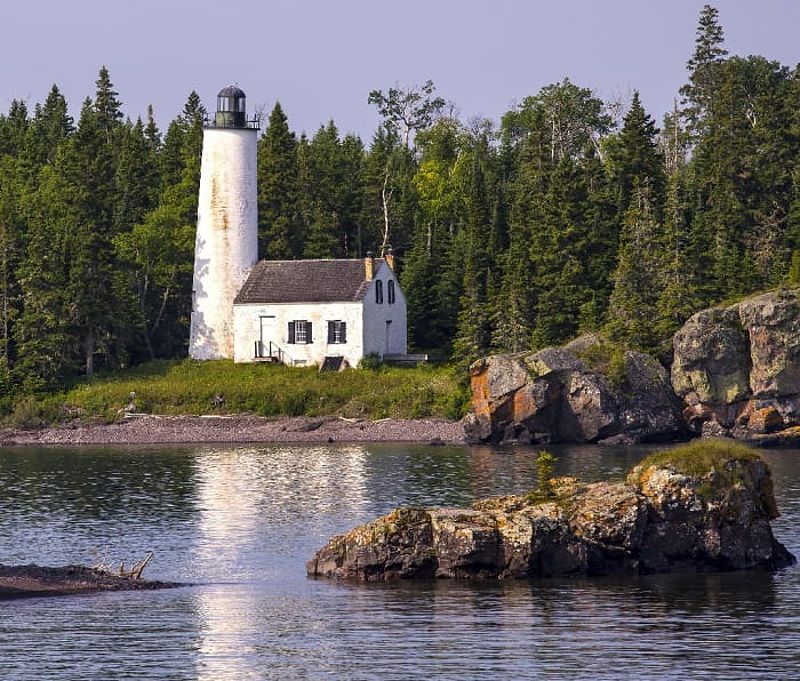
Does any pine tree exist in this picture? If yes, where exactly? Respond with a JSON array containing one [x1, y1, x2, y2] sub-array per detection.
[[491, 217, 533, 353], [452, 151, 492, 367], [0, 100, 29, 157], [400, 223, 440, 349], [13, 164, 74, 390], [361, 125, 403, 255], [94, 66, 124, 141], [656, 168, 701, 350], [680, 4, 728, 140], [303, 122, 343, 258], [605, 185, 666, 353], [402, 118, 462, 347], [61, 98, 118, 375], [258, 102, 298, 259], [609, 92, 666, 217], [530, 158, 594, 348], [19, 85, 73, 177], [337, 133, 366, 256]]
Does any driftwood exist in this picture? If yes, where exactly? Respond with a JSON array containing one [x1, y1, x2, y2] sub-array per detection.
[[92, 550, 154, 581]]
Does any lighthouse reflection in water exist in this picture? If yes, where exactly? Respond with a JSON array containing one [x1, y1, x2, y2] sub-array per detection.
[[192, 444, 370, 679]]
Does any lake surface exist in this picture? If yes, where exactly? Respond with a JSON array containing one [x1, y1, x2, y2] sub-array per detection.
[[0, 442, 799, 679]]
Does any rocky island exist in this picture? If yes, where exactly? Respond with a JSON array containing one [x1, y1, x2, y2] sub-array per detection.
[[307, 441, 795, 581]]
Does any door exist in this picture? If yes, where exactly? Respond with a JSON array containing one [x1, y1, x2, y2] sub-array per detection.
[[385, 320, 392, 355], [260, 315, 276, 357]]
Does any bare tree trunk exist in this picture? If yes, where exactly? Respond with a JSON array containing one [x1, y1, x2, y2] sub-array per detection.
[[85, 331, 94, 377], [380, 164, 393, 256]]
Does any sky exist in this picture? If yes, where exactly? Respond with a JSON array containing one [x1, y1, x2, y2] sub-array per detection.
[[2, 1, 799, 140]]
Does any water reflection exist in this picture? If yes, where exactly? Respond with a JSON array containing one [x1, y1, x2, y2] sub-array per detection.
[[190, 445, 371, 678], [0, 443, 798, 679]]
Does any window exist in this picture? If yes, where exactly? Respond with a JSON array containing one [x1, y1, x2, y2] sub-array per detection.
[[388, 280, 396, 304], [375, 279, 384, 304], [288, 320, 313, 344], [327, 320, 347, 344]]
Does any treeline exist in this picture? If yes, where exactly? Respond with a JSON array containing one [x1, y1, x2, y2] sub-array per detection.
[[0, 5, 799, 401]]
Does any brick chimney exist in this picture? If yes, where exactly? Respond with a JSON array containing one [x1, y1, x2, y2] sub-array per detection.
[[365, 251, 374, 281], [385, 245, 395, 271]]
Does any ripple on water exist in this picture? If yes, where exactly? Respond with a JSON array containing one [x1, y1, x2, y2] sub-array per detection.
[[0, 443, 799, 680]]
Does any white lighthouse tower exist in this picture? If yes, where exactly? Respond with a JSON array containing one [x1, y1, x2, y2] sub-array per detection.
[[189, 86, 259, 359]]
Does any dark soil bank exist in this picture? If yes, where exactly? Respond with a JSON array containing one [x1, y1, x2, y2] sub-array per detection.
[[0, 564, 181, 600]]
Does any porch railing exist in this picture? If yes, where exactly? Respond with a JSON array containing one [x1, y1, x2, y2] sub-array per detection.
[[254, 340, 292, 364]]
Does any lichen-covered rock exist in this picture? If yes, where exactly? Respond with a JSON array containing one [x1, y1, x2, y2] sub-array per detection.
[[672, 289, 800, 440], [738, 291, 800, 397], [307, 444, 794, 581], [466, 337, 683, 445], [672, 307, 751, 406]]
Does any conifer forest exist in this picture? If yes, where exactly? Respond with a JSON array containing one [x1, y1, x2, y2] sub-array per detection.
[[1, 5, 799, 403]]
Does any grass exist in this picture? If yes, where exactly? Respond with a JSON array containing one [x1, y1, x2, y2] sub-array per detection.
[[11, 359, 470, 426], [633, 439, 760, 478]]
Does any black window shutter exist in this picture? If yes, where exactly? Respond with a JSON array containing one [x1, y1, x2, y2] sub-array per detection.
[[327, 321, 334, 344], [307, 321, 313, 343], [341, 322, 347, 344], [288, 321, 295, 344]]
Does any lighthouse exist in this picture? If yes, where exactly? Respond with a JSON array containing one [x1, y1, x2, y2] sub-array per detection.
[[189, 86, 259, 359]]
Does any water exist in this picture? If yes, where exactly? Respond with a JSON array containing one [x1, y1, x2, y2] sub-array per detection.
[[0, 443, 799, 679]]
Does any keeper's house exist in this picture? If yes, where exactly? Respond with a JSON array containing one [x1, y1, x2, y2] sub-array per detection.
[[231, 254, 407, 367]]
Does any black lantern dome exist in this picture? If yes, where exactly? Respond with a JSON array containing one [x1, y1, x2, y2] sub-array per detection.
[[215, 85, 247, 128]]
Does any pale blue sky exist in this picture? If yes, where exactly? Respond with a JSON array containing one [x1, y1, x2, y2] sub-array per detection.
[[3, 1, 799, 139]]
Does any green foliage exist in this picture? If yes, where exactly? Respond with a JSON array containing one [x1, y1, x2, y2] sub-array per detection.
[[536, 450, 557, 493], [357, 353, 383, 370], [368, 79, 446, 148], [4, 394, 65, 429], [258, 102, 299, 259], [2, 11, 800, 399], [524, 450, 558, 504], [574, 337, 628, 391]]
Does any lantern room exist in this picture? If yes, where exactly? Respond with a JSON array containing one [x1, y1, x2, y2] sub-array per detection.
[[215, 85, 247, 128]]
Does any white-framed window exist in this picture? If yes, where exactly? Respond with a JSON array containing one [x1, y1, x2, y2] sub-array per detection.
[[388, 279, 396, 304], [327, 320, 347, 344], [375, 279, 384, 304], [288, 320, 313, 344]]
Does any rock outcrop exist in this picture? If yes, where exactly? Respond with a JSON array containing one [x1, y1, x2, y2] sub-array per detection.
[[672, 289, 800, 443], [465, 335, 683, 445], [307, 443, 795, 581]]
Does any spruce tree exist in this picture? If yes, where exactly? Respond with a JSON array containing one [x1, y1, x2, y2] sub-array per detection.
[[609, 92, 666, 218], [605, 185, 666, 353], [530, 158, 594, 348], [13, 164, 73, 390], [452, 151, 492, 367], [680, 4, 728, 140], [303, 122, 343, 258], [258, 102, 298, 259]]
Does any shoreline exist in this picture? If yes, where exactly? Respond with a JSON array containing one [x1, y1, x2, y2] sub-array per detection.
[[0, 414, 467, 447]]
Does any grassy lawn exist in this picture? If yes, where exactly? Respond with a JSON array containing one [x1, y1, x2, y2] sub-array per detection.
[[12, 359, 469, 425]]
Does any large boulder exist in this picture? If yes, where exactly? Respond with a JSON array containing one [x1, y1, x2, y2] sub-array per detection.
[[466, 337, 683, 445], [308, 442, 794, 581], [672, 289, 800, 440]]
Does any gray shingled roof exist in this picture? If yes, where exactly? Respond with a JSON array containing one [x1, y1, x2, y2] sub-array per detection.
[[234, 258, 386, 304]]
